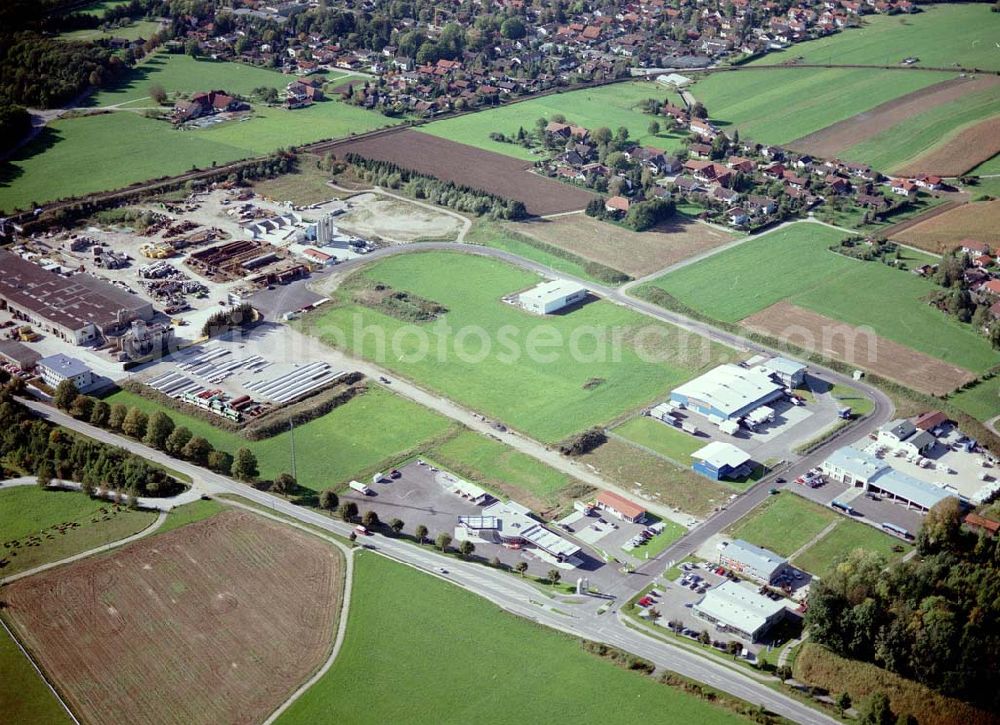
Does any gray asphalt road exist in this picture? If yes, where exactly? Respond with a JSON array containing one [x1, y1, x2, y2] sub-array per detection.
[[23, 399, 837, 725]]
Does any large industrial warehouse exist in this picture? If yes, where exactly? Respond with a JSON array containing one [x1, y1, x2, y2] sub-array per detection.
[[669, 364, 785, 422], [0, 249, 153, 345], [820, 446, 954, 512]]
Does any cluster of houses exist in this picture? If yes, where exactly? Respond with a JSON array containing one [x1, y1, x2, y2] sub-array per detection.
[[163, 0, 921, 120], [172, 90, 248, 124]]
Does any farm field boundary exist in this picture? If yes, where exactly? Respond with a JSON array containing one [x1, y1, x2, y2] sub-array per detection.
[[741, 301, 976, 396], [786, 76, 997, 160]]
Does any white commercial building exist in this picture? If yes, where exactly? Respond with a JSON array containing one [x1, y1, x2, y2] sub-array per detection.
[[670, 364, 784, 422], [518, 280, 588, 315], [37, 354, 95, 392], [458, 499, 581, 562], [820, 445, 953, 512], [692, 441, 753, 481], [761, 357, 807, 388], [876, 419, 935, 458], [718, 539, 789, 584], [694, 580, 787, 641]]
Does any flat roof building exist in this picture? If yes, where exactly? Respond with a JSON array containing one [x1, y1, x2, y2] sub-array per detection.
[[595, 490, 647, 523], [458, 500, 581, 562], [694, 580, 787, 642], [518, 280, 588, 315], [37, 353, 95, 392], [692, 441, 752, 481], [718, 539, 789, 584], [821, 445, 953, 512], [0, 340, 40, 371], [0, 250, 153, 345], [761, 357, 806, 388], [670, 364, 784, 422]]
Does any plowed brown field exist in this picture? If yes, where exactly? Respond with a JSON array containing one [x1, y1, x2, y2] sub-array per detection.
[[895, 200, 1000, 251], [334, 129, 597, 216], [3, 509, 343, 725], [510, 213, 738, 277], [741, 301, 976, 395]]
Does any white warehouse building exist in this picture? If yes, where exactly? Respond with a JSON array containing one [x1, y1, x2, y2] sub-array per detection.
[[694, 580, 787, 642], [518, 280, 588, 315]]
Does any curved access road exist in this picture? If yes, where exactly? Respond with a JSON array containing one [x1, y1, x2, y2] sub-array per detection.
[[22, 399, 837, 725]]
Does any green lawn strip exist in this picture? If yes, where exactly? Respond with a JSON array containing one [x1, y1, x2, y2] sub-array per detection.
[[840, 86, 1000, 173], [751, 5, 1000, 71], [650, 221, 996, 373], [418, 81, 688, 160], [0, 622, 71, 725], [969, 153, 1000, 177], [301, 251, 728, 443], [277, 551, 748, 725], [613, 416, 703, 465], [466, 220, 625, 286], [77, 0, 131, 16], [948, 375, 1000, 422], [692, 67, 949, 146], [727, 493, 837, 558], [102, 386, 453, 491], [791, 520, 910, 580], [0, 487, 158, 577], [154, 498, 226, 536], [630, 517, 687, 559], [826, 383, 874, 417], [425, 429, 580, 503]]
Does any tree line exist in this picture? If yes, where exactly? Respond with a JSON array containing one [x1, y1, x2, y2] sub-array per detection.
[[804, 497, 1000, 711], [343, 153, 528, 220], [0, 380, 182, 498]]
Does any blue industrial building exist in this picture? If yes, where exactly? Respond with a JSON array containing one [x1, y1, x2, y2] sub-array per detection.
[[692, 442, 753, 481]]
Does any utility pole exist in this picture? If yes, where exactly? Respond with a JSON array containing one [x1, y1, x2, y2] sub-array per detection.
[[289, 419, 297, 481]]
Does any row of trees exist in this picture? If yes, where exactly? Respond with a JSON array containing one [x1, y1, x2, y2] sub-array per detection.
[[0, 381, 182, 498], [344, 153, 527, 220], [805, 497, 1000, 711], [586, 196, 676, 232], [201, 302, 256, 338]]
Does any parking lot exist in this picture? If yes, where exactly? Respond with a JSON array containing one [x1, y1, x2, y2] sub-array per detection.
[[342, 460, 617, 586], [788, 477, 925, 539], [562, 510, 673, 565]]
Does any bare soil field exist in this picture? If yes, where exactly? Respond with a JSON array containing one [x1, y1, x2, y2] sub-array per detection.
[[510, 213, 738, 278], [3, 510, 343, 725], [787, 76, 999, 159], [741, 301, 976, 396], [332, 129, 596, 216], [895, 115, 1000, 177], [338, 192, 463, 242], [894, 200, 1000, 251]]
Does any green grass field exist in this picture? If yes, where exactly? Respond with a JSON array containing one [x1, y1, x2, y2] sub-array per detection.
[[792, 519, 908, 579], [647, 222, 998, 373], [613, 416, 703, 464], [61, 19, 163, 42], [827, 384, 875, 417], [949, 376, 1000, 422], [0, 624, 71, 725], [692, 67, 949, 146], [419, 82, 686, 160], [841, 86, 1000, 173], [427, 430, 578, 503], [632, 517, 686, 558], [277, 552, 746, 725], [752, 4, 1000, 71], [77, 0, 131, 16], [970, 154, 1000, 177], [728, 493, 838, 557], [300, 252, 729, 443], [154, 498, 226, 536], [0, 486, 158, 577], [0, 56, 389, 211], [103, 386, 453, 491]]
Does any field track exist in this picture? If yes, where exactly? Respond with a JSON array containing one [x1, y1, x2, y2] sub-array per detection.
[[3, 510, 343, 725], [785, 76, 999, 160], [331, 129, 597, 216], [741, 301, 976, 396]]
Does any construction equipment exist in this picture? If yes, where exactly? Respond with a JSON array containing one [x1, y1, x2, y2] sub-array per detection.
[[17, 326, 39, 342]]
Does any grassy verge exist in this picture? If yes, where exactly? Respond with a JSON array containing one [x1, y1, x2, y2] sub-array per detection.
[[154, 497, 226, 536], [0, 622, 71, 725], [727, 493, 838, 558]]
